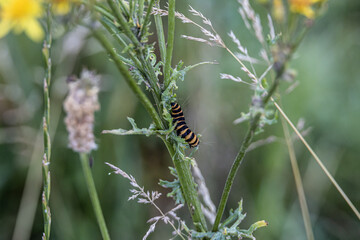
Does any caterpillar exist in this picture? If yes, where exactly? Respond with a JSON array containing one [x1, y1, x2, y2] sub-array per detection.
[[170, 102, 200, 148]]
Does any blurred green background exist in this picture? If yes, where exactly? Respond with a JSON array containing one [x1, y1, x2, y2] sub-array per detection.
[[0, 0, 359, 239]]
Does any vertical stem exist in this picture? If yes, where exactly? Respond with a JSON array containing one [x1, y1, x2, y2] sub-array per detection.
[[93, 30, 207, 231], [129, 0, 134, 18], [154, 1, 166, 63], [163, 0, 176, 88], [80, 153, 111, 240], [280, 102, 314, 240], [161, 137, 208, 231], [138, 0, 145, 25], [139, 0, 155, 39], [41, 4, 52, 240], [212, 75, 282, 232], [94, 0, 207, 231]]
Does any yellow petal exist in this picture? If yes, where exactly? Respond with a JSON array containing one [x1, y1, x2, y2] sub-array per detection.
[[24, 19, 44, 42], [302, 7, 315, 18], [53, 1, 70, 15], [0, 19, 13, 38]]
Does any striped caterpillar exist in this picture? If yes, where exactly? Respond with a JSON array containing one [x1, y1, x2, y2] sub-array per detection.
[[170, 102, 200, 148]]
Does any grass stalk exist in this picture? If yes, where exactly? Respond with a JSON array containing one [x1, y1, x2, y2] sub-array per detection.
[[280, 104, 314, 240], [41, 4, 52, 240], [163, 0, 176, 88], [273, 100, 360, 220], [80, 153, 110, 240]]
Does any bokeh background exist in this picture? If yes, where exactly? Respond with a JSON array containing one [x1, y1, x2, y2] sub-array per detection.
[[1, 0, 359, 239]]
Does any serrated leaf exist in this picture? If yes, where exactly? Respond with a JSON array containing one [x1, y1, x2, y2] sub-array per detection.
[[159, 167, 185, 204], [102, 117, 169, 137]]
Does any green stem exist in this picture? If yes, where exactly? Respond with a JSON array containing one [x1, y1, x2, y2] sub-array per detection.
[[138, 0, 145, 25], [94, 1, 207, 231], [118, 0, 129, 18], [99, 17, 143, 70], [93, 29, 207, 232], [161, 137, 207, 231], [212, 72, 283, 232], [93, 30, 163, 129], [41, 4, 52, 240], [163, 0, 176, 88], [80, 153, 110, 240], [100, 1, 161, 98], [106, 0, 142, 49], [139, 0, 155, 39], [129, 0, 135, 18], [154, 1, 166, 62]]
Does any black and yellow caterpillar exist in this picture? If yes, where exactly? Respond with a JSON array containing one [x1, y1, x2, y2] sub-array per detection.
[[170, 102, 200, 148]]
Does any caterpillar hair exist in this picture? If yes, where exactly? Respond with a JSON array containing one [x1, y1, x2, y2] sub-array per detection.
[[170, 102, 200, 148]]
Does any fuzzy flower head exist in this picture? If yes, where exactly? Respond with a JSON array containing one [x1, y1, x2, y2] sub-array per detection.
[[64, 69, 101, 154], [0, 0, 44, 41], [289, 0, 326, 19]]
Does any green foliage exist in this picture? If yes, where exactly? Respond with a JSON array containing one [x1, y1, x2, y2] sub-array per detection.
[[159, 167, 185, 204], [191, 201, 267, 240], [102, 117, 172, 137]]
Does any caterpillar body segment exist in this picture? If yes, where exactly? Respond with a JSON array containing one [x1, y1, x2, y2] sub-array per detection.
[[170, 102, 200, 148]]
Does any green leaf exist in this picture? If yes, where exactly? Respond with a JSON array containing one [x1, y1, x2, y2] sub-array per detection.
[[102, 117, 170, 137], [159, 167, 185, 204], [192, 200, 268, 239]]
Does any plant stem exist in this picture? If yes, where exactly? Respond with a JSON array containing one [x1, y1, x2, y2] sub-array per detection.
[[154, 1, 166, 62], [139, 0, 155, 39], [80, 153, 110, 240], [41, 4, 52, 240], [280, 102, 314, 240], [93, 30, 163, 129], [106, 0, 141, 49], [163, 0, 176, 88], [94, 1, 207, 231], [212, 72, 283, 232], [138, 0, 145, 25], [161, 137, 208, 231], [99, 1, 161, 98], [93, 29, 207, 232]]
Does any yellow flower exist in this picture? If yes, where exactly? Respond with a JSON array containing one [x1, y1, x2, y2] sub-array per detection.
[[273, 0, 285, 23], [289, 0, 325, 19], [0, 0, 44, 41], [51, 0, 78, 15]]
